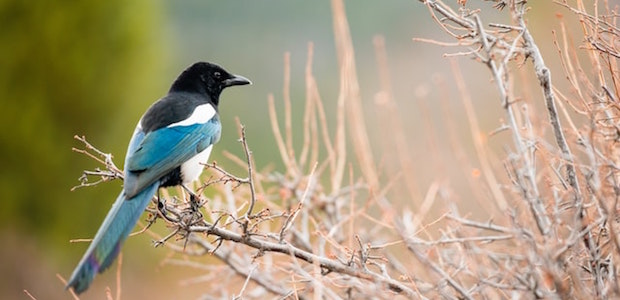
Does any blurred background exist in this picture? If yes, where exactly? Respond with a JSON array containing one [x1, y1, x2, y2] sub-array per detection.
[[0, 0, 565, 298]]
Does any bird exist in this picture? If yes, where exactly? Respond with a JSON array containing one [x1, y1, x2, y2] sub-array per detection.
[[66, 62, 251, 294]]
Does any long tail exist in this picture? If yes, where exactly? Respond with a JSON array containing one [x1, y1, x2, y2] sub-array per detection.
[[66, 182, 159, 294]]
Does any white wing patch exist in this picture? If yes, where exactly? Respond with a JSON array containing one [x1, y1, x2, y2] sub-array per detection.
[[168, 104, 216, 128]]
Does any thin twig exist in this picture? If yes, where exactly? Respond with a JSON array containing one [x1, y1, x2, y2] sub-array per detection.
[[279, 162, 318, 242], [238, 125, 257, 222], [23, 290, 37, 300]]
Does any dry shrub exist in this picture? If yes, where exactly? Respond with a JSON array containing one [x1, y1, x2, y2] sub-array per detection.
[[71, 0, 620, 299]]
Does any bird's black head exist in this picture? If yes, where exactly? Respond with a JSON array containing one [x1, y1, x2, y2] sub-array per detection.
[[169, 62, 251, 102]]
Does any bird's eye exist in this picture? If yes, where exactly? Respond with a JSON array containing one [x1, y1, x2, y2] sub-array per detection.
[[213, 71, 221, 79]]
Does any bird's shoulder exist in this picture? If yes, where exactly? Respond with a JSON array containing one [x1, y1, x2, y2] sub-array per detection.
[[140, 92, 217, 133]]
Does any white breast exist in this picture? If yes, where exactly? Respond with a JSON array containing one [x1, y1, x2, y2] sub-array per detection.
[[181, 144, 213, 184]]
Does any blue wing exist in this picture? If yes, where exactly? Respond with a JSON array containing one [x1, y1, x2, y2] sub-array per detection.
[[123, 117, 221, 198]]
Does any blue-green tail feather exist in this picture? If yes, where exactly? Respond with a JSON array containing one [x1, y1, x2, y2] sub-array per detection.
[[66, 182, 159, 294]]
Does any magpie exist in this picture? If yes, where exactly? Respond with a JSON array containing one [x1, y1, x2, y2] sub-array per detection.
[[66, 62, 251, 294]]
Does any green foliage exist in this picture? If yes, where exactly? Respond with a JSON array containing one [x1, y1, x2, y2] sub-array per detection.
[[0, 0, 166, 246]]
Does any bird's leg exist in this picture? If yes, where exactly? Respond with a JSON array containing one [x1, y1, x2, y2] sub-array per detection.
[[181, 184, 201, 212], [157, 189, 167, 215], [179, 184, 204, 229], [155, 189, 178, 223]]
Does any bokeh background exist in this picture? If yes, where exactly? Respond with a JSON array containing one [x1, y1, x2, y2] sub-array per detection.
[[0, 0, 567, 298]]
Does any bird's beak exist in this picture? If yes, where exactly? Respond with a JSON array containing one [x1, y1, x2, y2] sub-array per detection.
[[223, 74, 252, 87]]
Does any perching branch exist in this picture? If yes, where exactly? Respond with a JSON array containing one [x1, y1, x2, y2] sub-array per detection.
[[73, 123, 416, 298]]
